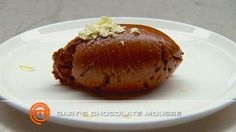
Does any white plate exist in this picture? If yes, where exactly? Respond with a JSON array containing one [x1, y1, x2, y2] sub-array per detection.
[[1, 17, 236, 130]]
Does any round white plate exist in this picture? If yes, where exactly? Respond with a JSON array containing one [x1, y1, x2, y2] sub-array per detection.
[[1, 17, 236, 130]]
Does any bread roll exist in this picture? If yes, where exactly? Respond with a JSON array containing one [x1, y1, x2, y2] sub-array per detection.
[[52, 24, 183, 94]]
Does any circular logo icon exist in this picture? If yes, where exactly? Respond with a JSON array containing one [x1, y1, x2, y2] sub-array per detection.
[[29, 102, 50, 125]]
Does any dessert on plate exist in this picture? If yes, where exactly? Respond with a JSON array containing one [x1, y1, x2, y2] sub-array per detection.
[[52, 16, 183, 94]]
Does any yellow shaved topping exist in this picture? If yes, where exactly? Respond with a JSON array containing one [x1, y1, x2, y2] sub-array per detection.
[[78, 16, 125, 40]]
